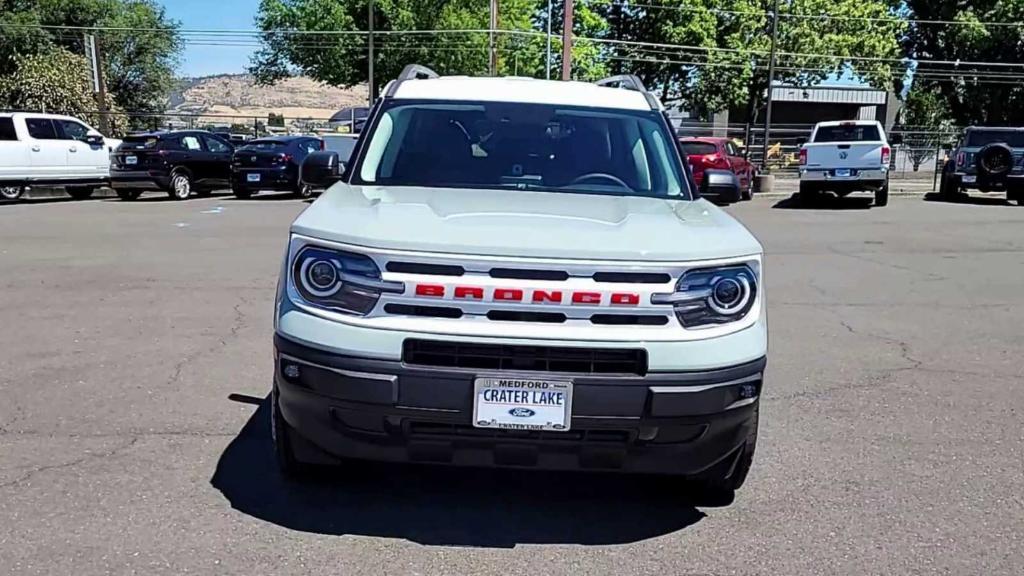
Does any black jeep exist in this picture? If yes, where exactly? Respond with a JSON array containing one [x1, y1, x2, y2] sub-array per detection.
[[939, 127, 1024, 205]]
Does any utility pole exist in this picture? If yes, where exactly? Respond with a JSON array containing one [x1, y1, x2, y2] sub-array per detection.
[[84, 33, 110, 135], [561, 0, 574, 80], [368, 0, 375, 104], [760, 0, 781, 172], [489, 0, 498, 75], [545, 0, 553, 79]]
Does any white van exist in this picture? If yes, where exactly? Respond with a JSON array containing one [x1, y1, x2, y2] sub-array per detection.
[[0, 112, 121, 200]]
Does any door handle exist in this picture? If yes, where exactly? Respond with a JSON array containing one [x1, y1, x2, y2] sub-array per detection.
[[31, 145, 40, 152], [69, 146, 77, 153]]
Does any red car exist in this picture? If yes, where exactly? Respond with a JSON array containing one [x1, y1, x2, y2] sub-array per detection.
[[679, 137, 756, 200]]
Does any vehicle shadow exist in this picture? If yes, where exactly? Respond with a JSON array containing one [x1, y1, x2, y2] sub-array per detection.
[[225, 192, 315, 202], [772, 193, 874, 210], [210, 396, 708, 548], [922, 192, 1014, 206]]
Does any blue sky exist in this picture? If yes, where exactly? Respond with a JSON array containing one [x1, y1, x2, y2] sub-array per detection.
[[157, 0, 259, 77]]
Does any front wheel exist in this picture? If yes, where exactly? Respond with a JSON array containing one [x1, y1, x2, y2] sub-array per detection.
[[272, 385, 313, 479], [168, 171, 192, 200], [1, 185, 25, 200], [66, 186, 95, 200], [690, 408, 758, 501], [294, 183, 314, 199], [874, 181, 889, 207], [741, 174, 754, 201]]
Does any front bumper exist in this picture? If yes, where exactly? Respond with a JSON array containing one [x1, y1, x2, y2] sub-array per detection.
[[274, 334, 764, 475]]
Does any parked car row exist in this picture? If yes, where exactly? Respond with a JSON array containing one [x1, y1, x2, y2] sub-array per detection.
[[0, 111, 362, 202], [109, 131, 328, 200]]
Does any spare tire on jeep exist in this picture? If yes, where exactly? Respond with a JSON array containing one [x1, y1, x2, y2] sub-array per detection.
[[976, 143, 1014, 179]]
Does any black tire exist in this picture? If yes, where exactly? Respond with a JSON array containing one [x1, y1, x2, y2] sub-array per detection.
[[0, 185, 25, 200], [976, 143, 1013, 179], [874, 181, 889, 207], [66, 186, 95, 200], [232, 186, 253, 199], [798, 181, 819, 205], [116, 189, 142, 201], [741, 173, 754, 201], [168, 170, 192, 200], [271, 385, 312, 479], [938, 163, 962, 200], [691, 407, 758, 501], [294, 182, 314, 199]]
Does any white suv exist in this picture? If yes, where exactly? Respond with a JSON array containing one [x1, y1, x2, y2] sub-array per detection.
[[274, 67, 767, 497], [0, 112, 120, 200]]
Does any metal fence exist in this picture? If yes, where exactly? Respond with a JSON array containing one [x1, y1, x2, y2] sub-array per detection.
[[671, 118, 959, 182]]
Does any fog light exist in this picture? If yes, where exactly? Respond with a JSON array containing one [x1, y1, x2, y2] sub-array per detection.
[[282, 363, 301, 379], [738, 383, 758, 399]]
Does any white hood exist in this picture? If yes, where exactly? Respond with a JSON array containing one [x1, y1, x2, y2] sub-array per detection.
[[290, 184, 762, 262]]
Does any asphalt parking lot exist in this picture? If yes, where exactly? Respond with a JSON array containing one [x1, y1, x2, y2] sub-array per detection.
[[1, 191, 1022, 575]]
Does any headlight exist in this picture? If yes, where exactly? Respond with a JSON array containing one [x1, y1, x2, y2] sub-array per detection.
[[652, 264, 758, 328], [290, 246, 403, 316]]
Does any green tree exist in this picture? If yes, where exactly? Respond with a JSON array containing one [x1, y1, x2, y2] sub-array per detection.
[[601, 0, 905, 119], [249, 0, 608, 91], [0, 48, 126, 134], [904, 1, 1024, 126], [268, 112, 286, 127], [898, 86, 953, 170], [0, 0, 180, 128]]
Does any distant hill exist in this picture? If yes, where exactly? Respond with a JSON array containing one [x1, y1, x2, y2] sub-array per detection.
[[167, 74, 368, 124]]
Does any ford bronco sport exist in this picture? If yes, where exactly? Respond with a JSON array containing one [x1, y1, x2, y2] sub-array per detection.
[[273, 67, 767, 497]]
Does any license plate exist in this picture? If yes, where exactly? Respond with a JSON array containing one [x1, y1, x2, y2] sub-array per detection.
[[962, 175, 977, 183], [473, 377, 573, 432], [125, 156, 137, 165], [834, 168, 851, 177], [247, 173, 261, 182]]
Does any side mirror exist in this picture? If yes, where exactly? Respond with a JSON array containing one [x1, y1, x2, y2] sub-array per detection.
[[795, 137, 807, 147], [700, 169, 742, 205], [85, 133, 104, 146], [301, 151, 345, 188]]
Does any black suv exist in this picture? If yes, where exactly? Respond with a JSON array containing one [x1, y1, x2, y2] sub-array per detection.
[[939, 127, 1024, 205], [230, 136, 323, 199], [110, 131, 234, 200]]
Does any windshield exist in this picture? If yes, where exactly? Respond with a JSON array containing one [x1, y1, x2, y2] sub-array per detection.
[[352, 101, 689, 199], [240, 140, 288, 151], [121, 136, 160, 149], [813, 124, 881, 143], [965, 130, 1024, 147], [680, 141, 718, 156], [323, 135, 359, 161]]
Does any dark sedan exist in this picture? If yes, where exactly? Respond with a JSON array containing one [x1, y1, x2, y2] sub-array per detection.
[[231, 136, 323, 198]]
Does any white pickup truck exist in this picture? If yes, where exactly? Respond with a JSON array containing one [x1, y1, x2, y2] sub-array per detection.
[[798, 120, 893, 206], [0, 112, 121, 200]]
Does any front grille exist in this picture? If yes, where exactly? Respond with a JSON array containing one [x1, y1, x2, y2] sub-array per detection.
[[593, 272, 671, 284], [407, 421, 634, 444], [489, 268, 570, 281], [386, 261, 465, 276], [402, 339, 648, 375], [384, 303, 462, 318]]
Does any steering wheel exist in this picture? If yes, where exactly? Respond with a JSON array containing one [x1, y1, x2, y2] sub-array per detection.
[[569, 172, 633, 191]]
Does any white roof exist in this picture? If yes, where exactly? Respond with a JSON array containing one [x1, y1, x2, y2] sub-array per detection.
[[390, 76, 654, 111]]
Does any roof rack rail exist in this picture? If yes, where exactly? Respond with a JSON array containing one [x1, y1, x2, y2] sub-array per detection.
[[385, 64, 440, 98], [594, 74, 660, 110]]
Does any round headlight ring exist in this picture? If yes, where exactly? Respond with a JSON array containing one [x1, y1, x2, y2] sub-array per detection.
[[299, 257, 342, 297], [707, 274, 751, 315]]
